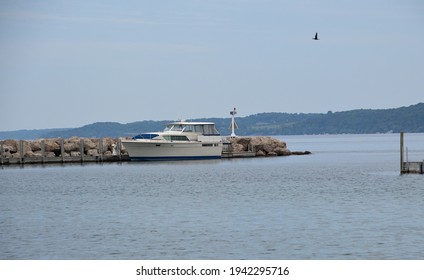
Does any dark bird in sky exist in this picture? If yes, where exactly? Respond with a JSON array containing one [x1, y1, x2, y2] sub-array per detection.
[[313, 32, 319, 40]]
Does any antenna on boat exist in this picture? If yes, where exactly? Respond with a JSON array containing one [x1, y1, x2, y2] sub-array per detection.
[[230, 107, 238, 137]]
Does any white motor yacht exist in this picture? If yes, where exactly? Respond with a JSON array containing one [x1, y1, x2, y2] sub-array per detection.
[[121, 121, 223, 161]]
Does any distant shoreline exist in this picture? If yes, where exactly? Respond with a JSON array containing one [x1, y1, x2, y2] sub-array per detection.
[[1, 103, 423, 140]]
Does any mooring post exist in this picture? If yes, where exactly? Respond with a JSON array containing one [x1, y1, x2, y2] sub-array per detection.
[[0, 141, 4, 166], [99, 138, 103, 162], [41, 140, 45, 164], [80, 138, 84, 163], [118, 139, 122, 161], [60, 138, 65, 163], [19, 140, 24, 165], [400, 132, 404, 174]]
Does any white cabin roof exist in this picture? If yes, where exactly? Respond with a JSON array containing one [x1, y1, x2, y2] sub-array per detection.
[[167, 121, 216, 126]]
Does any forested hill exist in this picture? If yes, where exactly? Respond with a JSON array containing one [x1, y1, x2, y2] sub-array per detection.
[[1, 103, 423, 140]]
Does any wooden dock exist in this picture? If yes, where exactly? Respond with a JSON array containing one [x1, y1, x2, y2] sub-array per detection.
[[1, 155, 130, 165], [221, 142, 256, 158], [400, 132, 424, 174], [221, 151, 256, 158]]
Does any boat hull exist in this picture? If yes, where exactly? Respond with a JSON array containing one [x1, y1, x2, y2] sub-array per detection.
[[121, 140, 223, 161]]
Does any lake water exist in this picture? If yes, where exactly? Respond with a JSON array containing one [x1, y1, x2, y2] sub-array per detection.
[[1, 134, 423, 260]]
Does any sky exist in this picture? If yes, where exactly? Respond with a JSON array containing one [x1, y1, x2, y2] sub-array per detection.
[[0, 0, 423, 131]]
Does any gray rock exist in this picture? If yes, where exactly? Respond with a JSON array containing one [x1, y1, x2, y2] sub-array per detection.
[[64, 142, 80, 153], [87, 149, 99, 157], [70, 151, 81, 157]]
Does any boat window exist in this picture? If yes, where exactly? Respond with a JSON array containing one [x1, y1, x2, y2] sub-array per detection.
[[163, 135, 189, 141], [194, 126, 204, 133], [164, 125, 185, 132], [133, 133, 159, 140], [174, 125, 184, 131], [183, 125, 194, 132], [203, 124, 220, 135], [165, 123, 220, 135]]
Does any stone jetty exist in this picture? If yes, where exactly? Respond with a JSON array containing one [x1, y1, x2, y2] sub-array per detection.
[[0, 137, 129, 165], [223, 136, 311, 158], [0, 136, 310, 165]]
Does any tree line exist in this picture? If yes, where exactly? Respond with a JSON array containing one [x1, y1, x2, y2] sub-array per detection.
[[1, 103, 423, 140]]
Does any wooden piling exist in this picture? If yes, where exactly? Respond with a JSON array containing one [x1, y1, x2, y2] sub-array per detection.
[[0, 141, 4, 166], [60, 138, 65, 163], [400, 131, 404, 174], [19, 140, 24, 165], [400, 132, 423, 174], [80, 139, 84, 163], [41, 140, 45, 164], [99, 138, 103, 162], [118, 139, 122, 161]]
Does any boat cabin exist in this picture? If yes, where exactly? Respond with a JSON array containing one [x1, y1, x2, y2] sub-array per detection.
[[132, 121, 221, 140], [164, 122, 220, 136]]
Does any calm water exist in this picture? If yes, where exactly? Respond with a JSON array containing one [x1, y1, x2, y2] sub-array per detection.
[[1, 134, 423, 260]]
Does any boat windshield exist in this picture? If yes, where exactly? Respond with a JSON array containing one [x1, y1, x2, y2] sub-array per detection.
[[164, 123, 220, 135], [164, 125, 184, 132], [133, 133, 159, 140]]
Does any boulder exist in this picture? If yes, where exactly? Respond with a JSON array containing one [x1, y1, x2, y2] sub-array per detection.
[[70, 151, 81, 157], [44, 139, 60, 153], [2, 151, 12, 158], [86, 149, 99, 157], [275, 147, 292, 156], [84, 139, 97, 151], [250, 136, 286, 153], [24, 150, 35, 158], [33, 152, 43, 157], [21, 141, 33, 156], [30, 140, 42, 152], [291, 151, 312, 155], [232, 137, 251, 151], [3, 140, 18, 153], [44, 152, 56, 158], [12, 152, 21, 159], [226, 136, 296, 157], [64, 142, 80, 153], [102, 138, 114, 152], [3, 145, 17, 154], [231, 143, 245, 153]]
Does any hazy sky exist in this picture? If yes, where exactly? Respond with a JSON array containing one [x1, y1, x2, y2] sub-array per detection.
[[1, 0, 423, 131]]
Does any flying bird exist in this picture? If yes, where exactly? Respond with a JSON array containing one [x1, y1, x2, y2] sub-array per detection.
[[313, 32, 319, 40]]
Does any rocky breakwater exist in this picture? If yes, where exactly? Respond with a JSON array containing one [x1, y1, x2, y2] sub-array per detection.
[[226, 136, 311, 157], [0, 137, 128, 163]]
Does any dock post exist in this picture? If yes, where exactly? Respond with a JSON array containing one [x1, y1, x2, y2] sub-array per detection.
[[99, 138, 103, 162], [19, 140, 24, 165], [0, 141, 3, 166], [41, 140, 45, 164], [400, 132, 404, 174], [80, 139, 84, 163], [60, 138, 65, 163], [118, 139, 122, 161]]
